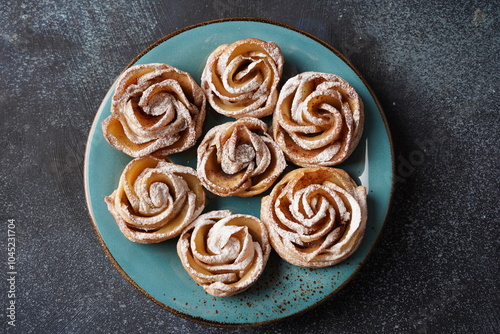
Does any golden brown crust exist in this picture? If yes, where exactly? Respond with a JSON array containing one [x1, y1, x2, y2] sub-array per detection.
[[273, 72, 364, 167], [261, 167, 367, 268], [177, 210, 271, 297], [201, 38, 284, 118], [196, 117, 287, 197], [105, 156, 206, 243], [102, 63, 206, 158]]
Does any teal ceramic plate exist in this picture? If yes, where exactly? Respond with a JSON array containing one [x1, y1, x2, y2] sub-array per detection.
[[84, 18, 394, 326]]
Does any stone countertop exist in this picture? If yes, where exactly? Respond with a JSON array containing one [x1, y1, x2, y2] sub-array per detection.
[[1, 1, 498, 333]]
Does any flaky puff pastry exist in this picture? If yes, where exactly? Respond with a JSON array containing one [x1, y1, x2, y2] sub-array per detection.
[[105, 156, 205, 244], [177, 210, 271, 297], [102, 63, 206, 158], [273, 72, 364, 167], [201, 38, 284, 118], [261, 167, 367, 268], [197, 117, 287, 197]]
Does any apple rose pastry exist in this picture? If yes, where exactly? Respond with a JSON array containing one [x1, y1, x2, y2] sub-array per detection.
[[261, 167, 367, 268], [105, 156, 206, 244], [177, 210, 271, 297], [197, 117, 287, 197], [201, 38, 284, 118], [102, 63, 206, 158], [273, 71, 364, 167]]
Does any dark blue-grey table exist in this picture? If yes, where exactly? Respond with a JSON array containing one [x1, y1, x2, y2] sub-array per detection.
[[1, 1, 498, 333]]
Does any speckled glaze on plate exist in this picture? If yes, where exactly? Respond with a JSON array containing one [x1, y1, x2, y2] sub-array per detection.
[[84, 18, 394, 326]]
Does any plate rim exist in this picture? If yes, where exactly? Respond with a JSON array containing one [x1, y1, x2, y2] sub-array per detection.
[[83, 17, 395, 328]]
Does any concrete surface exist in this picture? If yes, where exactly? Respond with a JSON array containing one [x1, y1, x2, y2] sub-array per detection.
[[0, 1, 498, 333]]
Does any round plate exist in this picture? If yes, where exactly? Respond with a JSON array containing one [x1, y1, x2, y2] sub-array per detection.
[[84, 18, 394, 326]]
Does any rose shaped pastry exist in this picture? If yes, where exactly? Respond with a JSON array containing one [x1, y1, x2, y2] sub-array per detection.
[[261, 167, 367, 268], [177, 210, 271, 297], [102, 63, 206, 158], [273, 71, 364, 167], [105, 156, 206, 244], [197, 117, 287, 197], [201, 38, 284, 118]]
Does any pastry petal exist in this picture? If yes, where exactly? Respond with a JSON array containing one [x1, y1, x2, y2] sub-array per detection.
[[273, 72, 364, 166], [197, 117, 287, 197], [201, 38, 283, 118], [261, 167, 367, 268], [177, 210, 271, 297], [105, 156, 206, 244], [102, 63, 206, 157]]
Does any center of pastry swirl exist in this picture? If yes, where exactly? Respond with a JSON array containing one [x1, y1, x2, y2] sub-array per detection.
[[220, 142, 256, 174], [148, 181, 171, 209]]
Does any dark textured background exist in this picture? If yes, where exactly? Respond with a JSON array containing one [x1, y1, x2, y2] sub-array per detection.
[[1, 1, 498, 333]]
